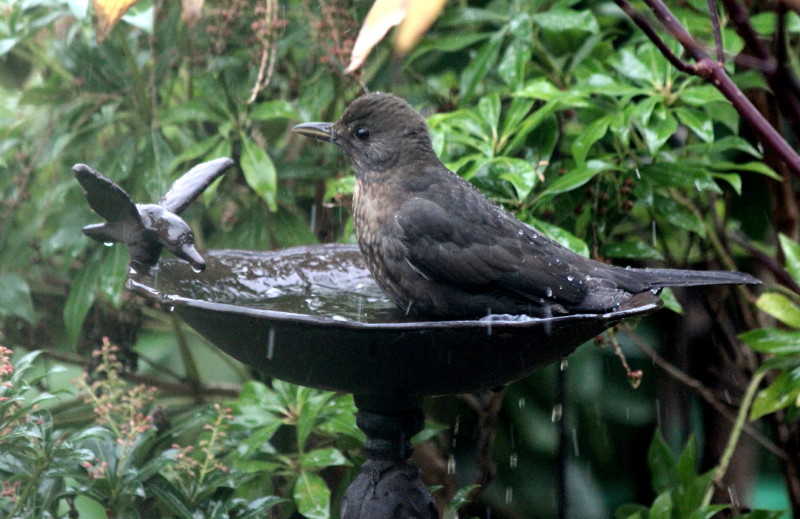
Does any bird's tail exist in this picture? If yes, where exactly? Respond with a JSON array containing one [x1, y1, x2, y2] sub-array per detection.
[[614, 267, 761, 291]]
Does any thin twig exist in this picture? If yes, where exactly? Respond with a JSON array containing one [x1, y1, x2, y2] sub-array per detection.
[[707, 0, 725, 63]]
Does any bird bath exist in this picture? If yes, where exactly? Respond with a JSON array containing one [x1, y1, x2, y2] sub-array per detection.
[[76, 159, 663, 518]]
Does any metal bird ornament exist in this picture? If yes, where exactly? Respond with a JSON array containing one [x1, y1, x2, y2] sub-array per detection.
[[294, 93, 760, 319], [74, 158, 234, 273]]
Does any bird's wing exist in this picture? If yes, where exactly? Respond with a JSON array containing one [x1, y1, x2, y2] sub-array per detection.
[[159, 158, 234, 214], [393, 180, 589, 306], [73, 164, 141, 225]]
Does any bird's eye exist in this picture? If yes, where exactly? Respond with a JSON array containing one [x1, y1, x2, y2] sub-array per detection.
[[354, 127, 370, 141]]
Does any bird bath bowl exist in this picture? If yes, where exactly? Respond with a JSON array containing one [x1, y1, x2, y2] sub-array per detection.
[[76, 159, 664, 518], [125, 243, 663, 397]]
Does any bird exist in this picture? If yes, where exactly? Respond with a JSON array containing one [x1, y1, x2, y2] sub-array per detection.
[[293, 93, 760, 319], [74, 158, 234, 272]]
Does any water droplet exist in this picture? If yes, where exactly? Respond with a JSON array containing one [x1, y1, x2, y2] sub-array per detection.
[[446, 456, 456, 475], [505, 487, 513, 504], [518, 397, 526, 408], [545, 287, 553, 298], [566, 275, 574, 282], [191, 265, 203, 273], [266, 328, 276, 360], [509, 452, 518, 469], [265, 287, 284, 298], [104, 242, 114, 247], [551, 404, 563, 422], [128, 266, 138, 276], [164, 304, 175, 313], [560, 358, 569, 371]]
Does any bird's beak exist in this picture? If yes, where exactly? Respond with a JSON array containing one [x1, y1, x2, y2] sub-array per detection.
[[170, 242, 206, 272], [293, 122, 333, 142]]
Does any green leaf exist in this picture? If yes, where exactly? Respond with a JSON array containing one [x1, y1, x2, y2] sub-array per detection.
[[711, 173, 742, 195], [498, 40, 531, 88], [515, 79, 562, 100], [240, 134, 277, 211], [779, 234, 800, 284], [750, 372, 800, 420], [250, 99, 298, 121], [0, 272, 35, 324], [678, 84, 725, 105], [570, 115, 612, 166], [542, 160, 614, 197], [293, 472, 331, 519], [647, 431, 676, 493], [649, 491, 674, 519], [531, 9, 599, 34], [674, 107, 713, 142], [641, 108, 678, 156], [460, 31, 505, 103], [528, 218, 589, 257], [654, 195, 706, 237], [711, 160, 780, 181], [492, 157, 539, 200], [300, 448, 349, 469], [64, 260, 100, 347], [756, 292, 800, 328], [406, 33, 492, 64], [602, 240, 664, 261], [739, 327, 800, 355]]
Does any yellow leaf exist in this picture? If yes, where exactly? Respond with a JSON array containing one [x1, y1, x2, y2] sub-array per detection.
[[93, 0, 141, 42], [181, 0, 204, 28], [394, 0, 447, 55], [345, 0, 408, 74]]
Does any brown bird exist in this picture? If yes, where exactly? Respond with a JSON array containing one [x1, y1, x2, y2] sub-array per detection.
[[293, 93, 759, 319]]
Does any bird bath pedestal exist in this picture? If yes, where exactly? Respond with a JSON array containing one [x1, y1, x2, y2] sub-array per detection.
[[76, 160, 663, 518]]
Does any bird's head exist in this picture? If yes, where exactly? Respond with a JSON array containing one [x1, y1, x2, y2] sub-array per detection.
[[293, 93, 437, 180]]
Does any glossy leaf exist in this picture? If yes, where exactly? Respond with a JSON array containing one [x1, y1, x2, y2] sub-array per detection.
[[293, 472, 331, 519], [750, 372, 800, 420], [739, 327, 800, 355], [460, 31, 505, 103], [0, 272, 35, 325], [240, 134, 277, 212], [779, 234, 800, 284], [756, 292, 800, 329], [571, 115, 612, 166], [541, 160, 614, 197]]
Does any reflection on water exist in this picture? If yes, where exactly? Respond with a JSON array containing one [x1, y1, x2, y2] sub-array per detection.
[[144, 247, 412, 323]]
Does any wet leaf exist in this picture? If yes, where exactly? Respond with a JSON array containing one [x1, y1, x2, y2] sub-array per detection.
[[293, 472, 331, 519], [541, 160, 614, 197], [739, 327, 800, 355], [756, 292, 800, 328], [460, 31, 504, 103], [240, 134, 277, 212], [750, 372, 800, 420], [300, 447, 349, 469], [92, 0, 141, 42], [779, 233, 800, 284], [602, 240, 664, 261], [0, 272, 36, 325], [571, 115, 612, 166]]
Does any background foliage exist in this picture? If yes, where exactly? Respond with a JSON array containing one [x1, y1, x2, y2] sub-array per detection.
[[1, 0, 799, 517]]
